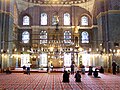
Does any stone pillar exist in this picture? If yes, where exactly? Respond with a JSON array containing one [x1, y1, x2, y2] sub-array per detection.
[[8, 0, 14, 67]]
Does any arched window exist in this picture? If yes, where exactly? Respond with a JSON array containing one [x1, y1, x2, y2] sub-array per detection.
[[81, 16, 88, 26], [41, 13, 47, 25], [81, 31, 89, 43], [40, 31, 47, 44], [23, 15, 30, 25], [64, 31, 71, 43], [22, 31, 30, 43], [64, 13, 70, 25]]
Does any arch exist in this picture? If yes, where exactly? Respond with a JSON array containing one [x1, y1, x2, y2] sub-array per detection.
[[79, 13, 92, 26]]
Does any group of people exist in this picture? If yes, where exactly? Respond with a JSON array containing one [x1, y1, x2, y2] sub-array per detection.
[[62, 61, 119, 83], [22, 62, 31, 75], [63, 63, 103, 83], [63, 70, 81, 83], [62, 66, 103, 83], [63, 63, 81, 83], [88, 66, 104, 78]]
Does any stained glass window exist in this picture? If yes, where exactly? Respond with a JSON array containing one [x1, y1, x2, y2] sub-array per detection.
[[40, 31, 47, 44], [81, 31, 89, 43], [41, 13, 47, 25], [22, 31, 30, 43], [64, 13, 70, 25], [64, 31, 71, 43], [81, 16, 88, 26], [23, 15, 30, 25]]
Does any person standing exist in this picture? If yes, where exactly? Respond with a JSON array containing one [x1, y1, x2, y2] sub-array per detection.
[[23, 65, 26, 74], [63, 66, 66, 72], [70, 64, 75, 75], [117, 65, 119, 73], [47, 61, 51, 73], [81, 65, 85, 74], [51, 63, 53, 71], [74, 64, 78, 73], [112, 61, 117, 75], [27, 62, 31, 75]]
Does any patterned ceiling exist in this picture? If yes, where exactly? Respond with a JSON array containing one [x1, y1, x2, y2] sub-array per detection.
[[23, 0, 90, 4]]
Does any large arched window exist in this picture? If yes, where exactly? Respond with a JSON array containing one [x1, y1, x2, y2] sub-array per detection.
[[64, 13, 70, 25], [40, 31, 47, 44], [22, 31, 30, 43], [81, 16, 88, 26], [23, 15, 30, 25], [81, 31, 89, 43], [41, 13, 47, 25], [64, 31, 71, 43]]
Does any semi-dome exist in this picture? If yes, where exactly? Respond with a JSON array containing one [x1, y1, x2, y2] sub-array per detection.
[[16, 0, 94, 13]]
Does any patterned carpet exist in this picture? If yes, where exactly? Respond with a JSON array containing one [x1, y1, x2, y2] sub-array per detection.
[[0, 73, 120, 90]]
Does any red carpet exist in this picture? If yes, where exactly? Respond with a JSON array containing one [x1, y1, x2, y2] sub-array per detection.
[[0, 73, 120, 90]]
